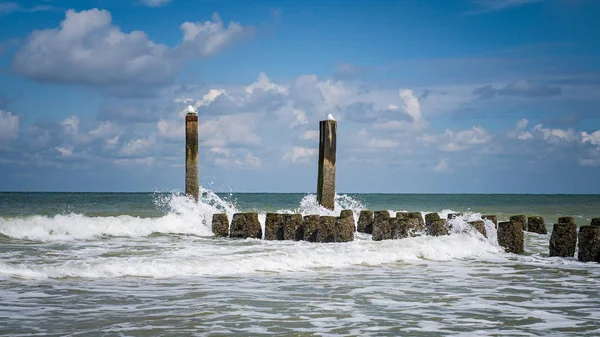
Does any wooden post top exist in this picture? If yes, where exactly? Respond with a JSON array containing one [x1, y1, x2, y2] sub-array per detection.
[[186, 113, 198, 122]]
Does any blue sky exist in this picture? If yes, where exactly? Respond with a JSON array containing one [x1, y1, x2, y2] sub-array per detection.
[[0, 0, 599, 193]]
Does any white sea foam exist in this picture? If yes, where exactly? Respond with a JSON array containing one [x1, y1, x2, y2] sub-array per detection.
[[0, 232, 503, 279], [0, 187, 235, 241]]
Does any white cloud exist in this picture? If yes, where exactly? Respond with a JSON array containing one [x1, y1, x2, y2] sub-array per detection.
[[105, 135, 120, 147], [0, 110, 19, 148], [214, 149, 261, 168], [291, 108, 307, 128], [368, 138, 399, 149], [532, 124, 578, 142], [61, 116, 79, 135], [0, 2, 55, 14], [55, 146, 73, 157], [440, 126, 491, 152], [283, 147, 316, 162], [301, 130, 319, 140], [372, 120, 412, 131], [399, 89, 424, 124], [579, 158, 600, 166], [581, 130, 600, 147], [244, 72, 288, 95], [434, 158, 450, 172], [114, 157, 155, 166], [507, 118, 533, 140], [13, 9, 252, 89], [179, 13, 251, 58], [89, 121, 118, 138], [139, 0, 173, 7], [157, 119, 184, 141], [120, 137, 155, 156]]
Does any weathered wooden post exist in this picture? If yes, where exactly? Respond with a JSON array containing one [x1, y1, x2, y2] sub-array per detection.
[[185, 111, 199, 201], [498, 221, 524, 254], [317, 119, 337, 210], [357, 210, 374, 234], [549, 220, 577, 257], [212, 213, 229, 237], [578, 226, 600, 262]]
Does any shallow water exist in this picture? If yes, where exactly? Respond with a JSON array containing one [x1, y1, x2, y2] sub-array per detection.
[[1, 191, 599, 336]]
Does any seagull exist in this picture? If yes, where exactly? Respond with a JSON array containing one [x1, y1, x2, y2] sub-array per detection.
[[327, 113, 336, 121], [187, 105, 198, 114]]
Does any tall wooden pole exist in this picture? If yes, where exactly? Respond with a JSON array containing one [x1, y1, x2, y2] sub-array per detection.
[[317, 120, 337, 210], [185, 112, 199, 201]]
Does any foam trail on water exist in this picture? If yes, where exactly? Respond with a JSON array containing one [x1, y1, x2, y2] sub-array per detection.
[[0, 233, 504, 279], [0, 187, 238, 241]]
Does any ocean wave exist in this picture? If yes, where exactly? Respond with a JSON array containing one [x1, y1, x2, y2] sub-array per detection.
[[0, 232, 503, 279]]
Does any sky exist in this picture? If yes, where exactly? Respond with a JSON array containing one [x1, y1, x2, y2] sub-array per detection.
[[0, 0, 599, 193]]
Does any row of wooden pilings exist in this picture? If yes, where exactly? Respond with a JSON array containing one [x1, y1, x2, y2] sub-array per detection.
[[212, 211, 600, 263]]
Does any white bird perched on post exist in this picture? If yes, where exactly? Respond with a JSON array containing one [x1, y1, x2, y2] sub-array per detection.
[[327, 113, 336, 121], [187, 105, 198, 114]]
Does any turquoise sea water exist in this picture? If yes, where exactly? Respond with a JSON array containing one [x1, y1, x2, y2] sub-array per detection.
[[1, 191, 600, 335]]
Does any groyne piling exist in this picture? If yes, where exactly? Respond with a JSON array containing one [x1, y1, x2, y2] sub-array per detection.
[[316, 216, 336, 243], [549, 222, 577, 257], [425, 213, 441, 227], [303, 215, 320, 242], [407, 212, 425, 230], [230, 213, 262, 239], [468, 221, 486, 237], [335, 215, 355, 242], [283, 214, 304, 241], [498, 221, 524, 254], [357, 210, 374, 234], [265, 213, 284, 240], [211, 211, 600, 264], [558, 217, 575, 224], [447, 213, 463, 220], [185, 112, 199, 201], [510, 215, 527, 231], [372, 211, 392, 241], [577, 226, 600, 262], [212, 213, 229, 237], [482, 215, 497, 228], [317, 120, 337, 210], [426, 219, 449, 236], [527, 216, 547, 234]]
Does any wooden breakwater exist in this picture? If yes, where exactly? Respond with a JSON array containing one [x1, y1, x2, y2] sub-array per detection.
[[212, 212, 600, 263]]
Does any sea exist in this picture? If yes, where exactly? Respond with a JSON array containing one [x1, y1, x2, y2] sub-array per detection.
[[1, 191, 600, 336]]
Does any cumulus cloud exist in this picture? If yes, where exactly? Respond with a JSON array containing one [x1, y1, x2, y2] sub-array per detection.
[[473, 80, 561, 99], [12, 9, 252, 91], [120, 137, 155, 156], [531, 124, 578, 143], [399, 89, 425, 125], [581, 130, 600, 147], [439, 126, 492, 152], [244, 72, 288, 95], [178, 13, 253, 58], [507, 118, 534, 140]]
